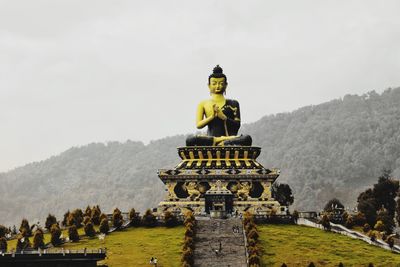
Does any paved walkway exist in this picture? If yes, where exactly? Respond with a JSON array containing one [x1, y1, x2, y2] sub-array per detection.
[[297, 218, 400, 253], [193, 217, 247, 267]]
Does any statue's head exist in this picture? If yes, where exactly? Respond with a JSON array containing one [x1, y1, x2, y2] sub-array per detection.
[[208, 65, 227, 94]]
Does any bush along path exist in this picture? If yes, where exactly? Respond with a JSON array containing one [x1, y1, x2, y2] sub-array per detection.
[[191, 216, 247, 267], [243, 212, 261, 267], [297, 217, 400, 253]]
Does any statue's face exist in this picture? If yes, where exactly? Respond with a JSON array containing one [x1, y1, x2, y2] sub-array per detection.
[[208, 77, 227, 94]]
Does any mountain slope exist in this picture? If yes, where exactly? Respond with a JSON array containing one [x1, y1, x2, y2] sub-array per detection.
[[1, 88, 400, 226]]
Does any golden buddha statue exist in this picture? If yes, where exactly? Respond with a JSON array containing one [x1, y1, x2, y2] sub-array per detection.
[[186, 65, 252, 146]]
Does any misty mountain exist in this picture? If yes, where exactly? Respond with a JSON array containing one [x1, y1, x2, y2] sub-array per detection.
[[1, 88, 400, 227]]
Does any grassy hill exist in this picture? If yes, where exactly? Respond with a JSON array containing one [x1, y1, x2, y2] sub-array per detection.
[[7, 226, 184, 267], [259, 224, 400, 266]]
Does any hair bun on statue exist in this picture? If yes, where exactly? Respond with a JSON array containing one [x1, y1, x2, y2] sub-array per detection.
[[213, 65, 223, 74]]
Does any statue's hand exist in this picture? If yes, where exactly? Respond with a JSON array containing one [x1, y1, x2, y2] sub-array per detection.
[[211, 104, 219, 119], [217, 108, 227, 121]]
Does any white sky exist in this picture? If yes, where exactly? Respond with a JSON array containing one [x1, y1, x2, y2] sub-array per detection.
[[1, 0, 400, 172]]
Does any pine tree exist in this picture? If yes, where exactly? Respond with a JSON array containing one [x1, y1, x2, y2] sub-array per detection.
[[68, 209, 84, 228], [16, 232, 31, 251], [0, 225, 7, 238], [19, 219, 32, 237], [45, 214, 57, 231], [324, 198, 344, 212], [0, 237, 7, 252], [62, 210, 70, 227], [68, 225, 79, 242], [99, 218, 110, 234], [129, 208, 141, 226], [321, 214, 331, 231], [112, 208, 123, 229], [376, 208, 395, 233], [85, 205, 92, 217], [164, 211, 178, 227], [91, 206, 101, 225], [84, 221, 96, 237], [32, 229, 45, 249], [50, 224, 62, 246], [142, 209, 157, 227]]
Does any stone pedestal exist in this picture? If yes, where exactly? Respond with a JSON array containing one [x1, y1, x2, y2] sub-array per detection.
[[157, 146, 284, 215]]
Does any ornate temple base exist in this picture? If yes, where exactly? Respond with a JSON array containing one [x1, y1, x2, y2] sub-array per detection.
[[157, 146, 286, 216]]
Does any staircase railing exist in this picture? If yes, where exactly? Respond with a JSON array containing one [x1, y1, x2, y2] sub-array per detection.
[[242, 220, 250, 267]]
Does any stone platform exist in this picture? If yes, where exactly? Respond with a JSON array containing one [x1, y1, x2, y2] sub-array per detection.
[[157, 146, 284, 215]]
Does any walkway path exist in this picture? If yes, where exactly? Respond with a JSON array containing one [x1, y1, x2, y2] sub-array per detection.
[[193, 217, 247, 267], [297, 218, 400, 253]]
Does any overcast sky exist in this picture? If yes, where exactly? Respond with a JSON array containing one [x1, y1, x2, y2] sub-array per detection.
[[1, 0, 400, 172]]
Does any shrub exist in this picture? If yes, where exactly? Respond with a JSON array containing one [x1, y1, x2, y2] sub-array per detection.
[[292, 210, 299, 223], [181, 247, 194, 266], [142, 209, 157, 227], [387, 236, 395, 249], [68, 225, 79, 242], [184, 211, 195, 225], [183, 237, 194, 251], [68, 209, 84, 228], [164, 211, 178, 227], [354, 212, 367, 226], [185, 222, 194, 231], [247, 229, 259, 241], [376, 208, 395, 234], [374, 220, 385, 232], [32, 229, 45, 249], [84, 222, 96, 237], [19, 219, 32, 237], [341, 211, 349, 223], [363, 223, 371, 233], [100, 213, 108, 222], [184, 236, 194, 248], [247, 238, 257, 247], [16, 233, 31, 251], [247, 245, 260, 256], [321, 214, 331, 230], [243, 211, 254, 225], [84, 205, 92, 217], [99, 218, 110, 234], [324, 198, 344, 212], [248, 254, 261, 265], [129, 208, 141, 226], [62, 210, 70, 227], [345, 216, 354, 229], [91, 206, 101, 225], [45, 214, 57, 231], [369, 231, 377, 242], [83, 216, 92, 225], [184, 227, 194, 238], [244, 221, 256, 232], [112, 208, 123, 229], [0, 237, 7, 252], [50, 224, 62, 246], [0, 225, 7, 238]]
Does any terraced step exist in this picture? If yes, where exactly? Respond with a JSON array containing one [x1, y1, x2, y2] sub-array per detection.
[[193, 217, 247, 267]]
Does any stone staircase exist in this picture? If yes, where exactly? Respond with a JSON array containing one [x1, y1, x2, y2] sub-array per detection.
[[193, 217, 247, 267]]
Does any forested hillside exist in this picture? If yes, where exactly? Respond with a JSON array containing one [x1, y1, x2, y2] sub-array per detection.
[[1, 88, 400, 226]]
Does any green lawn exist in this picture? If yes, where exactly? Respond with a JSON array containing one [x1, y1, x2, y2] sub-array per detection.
[[6, 226, 184, 267], [61, 226, 184, 267], [259, 224, 400, 267]]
